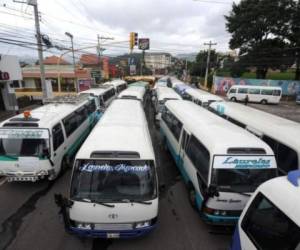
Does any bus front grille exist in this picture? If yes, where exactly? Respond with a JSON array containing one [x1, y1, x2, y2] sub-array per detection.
[[94, 223, 133, 231]]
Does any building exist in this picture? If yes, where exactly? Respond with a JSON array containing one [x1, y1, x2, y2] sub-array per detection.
[[0, 55, 22, 111], [145, 53, 172, 73]]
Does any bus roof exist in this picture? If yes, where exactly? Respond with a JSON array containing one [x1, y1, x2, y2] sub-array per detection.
[[165, 100, 274, 155], [104, 79, 127, 88], [156, 87, 182, 101], [118, 86, 145, 100], [209, 102, 300, 152], [257, 175, 300, 226], [0, 96, 93, 129], [186, 88, 224, 102], [76, 99, 155, 160], [230, 85, 282, 90], [79, 85, 114, 96]]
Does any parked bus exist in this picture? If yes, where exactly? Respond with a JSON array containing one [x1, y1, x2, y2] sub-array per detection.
[[118, 86, 146, 106], [231, 170, 300, 250], [227, 85, 282, 104], [104, 79, 127, 94], [209, 102, 300, 175], [0, 95, 98, 182], [153, 87, 182, 121], [55, 99, 158, 238], [160, 100, 277, 225], [129, 81, 150, 90], [80, 85, 116, 113], [185, 88, 224, 107]]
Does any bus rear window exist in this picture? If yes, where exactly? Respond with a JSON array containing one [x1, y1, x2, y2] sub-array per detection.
[[241, 192, 300, 250]]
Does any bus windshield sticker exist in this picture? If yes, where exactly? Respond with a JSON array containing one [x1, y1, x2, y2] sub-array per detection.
[[213, 155, 277, 169], [0, 129, 49, 139], [79, 163, 150, 173]]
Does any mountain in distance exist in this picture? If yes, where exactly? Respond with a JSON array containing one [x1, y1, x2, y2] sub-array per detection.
[[176, 53, 197, 62]]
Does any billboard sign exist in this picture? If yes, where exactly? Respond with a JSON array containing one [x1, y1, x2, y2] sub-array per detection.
[[138, 38, 150, 50], [0, 55, 22, 81]]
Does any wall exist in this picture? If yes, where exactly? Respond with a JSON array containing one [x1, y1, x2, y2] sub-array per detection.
[[213, 76, 300, 96]]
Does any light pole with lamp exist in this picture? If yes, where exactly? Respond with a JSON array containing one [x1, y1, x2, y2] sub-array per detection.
[[65, 32, 77, 92]]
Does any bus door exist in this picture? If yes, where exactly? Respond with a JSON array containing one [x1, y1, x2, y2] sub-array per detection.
[[178, 129, 190, 182]]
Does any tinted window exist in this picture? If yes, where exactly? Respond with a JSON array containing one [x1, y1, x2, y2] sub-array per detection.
[[229, 88, 237, 94], [273, 89, 281, 96], [249, 88, 260, 94], [242, 192, 300, 250], [162, 108, 183, 141], [261, 89, 273, 95], [238, 88, 248, 94], [186, 135, 210, 183], [87, 100, 96, 114], [52, 123, 64, 151]]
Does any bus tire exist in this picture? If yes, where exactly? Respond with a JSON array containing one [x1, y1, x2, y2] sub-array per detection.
[[60, 156, 69, 176], [261, 99, 267, 105], [230, 97, 237, 102], [188, 187, 197, 209]]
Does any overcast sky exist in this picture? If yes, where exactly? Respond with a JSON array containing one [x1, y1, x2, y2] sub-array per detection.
[[0, 0, 239, 60]]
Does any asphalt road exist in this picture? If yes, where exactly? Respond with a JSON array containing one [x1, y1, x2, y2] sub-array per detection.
[[0, 98, 232, 250]]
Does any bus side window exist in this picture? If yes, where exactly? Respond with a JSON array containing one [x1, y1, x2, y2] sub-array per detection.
[[277, 143, 298, 174], [186, 135, 210, 184], [241, 192, 300, 250], [181, 130, 190, 151], [52, 123, 64, 151]]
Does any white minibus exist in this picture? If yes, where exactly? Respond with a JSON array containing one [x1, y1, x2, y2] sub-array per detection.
[[55, 99, 158, 238], [185, 88, 224, 107], [80, 85, 116, 114], [160, 100, 277, 225], [227, 85, 282, 104], [154, 87, 182, 121], [104, 79, 127, 94], [118, 86, 146, 101], [0, 95, 98, 182], [231, 169, 300, 250], [209, 102, 300, 175]]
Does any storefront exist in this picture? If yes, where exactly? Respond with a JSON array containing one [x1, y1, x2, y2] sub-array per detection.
[[0, 55, 22, 111]]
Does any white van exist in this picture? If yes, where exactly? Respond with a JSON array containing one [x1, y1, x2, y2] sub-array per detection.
[[209, 101, 300, 175], [0, 95, 98, 182], [104, 79, 127, 94], [227, 85, 282, 104], [55, 99, 158, 238], [231, 170, 300, 250], [154, 87, 182, 121], [160, 100, 277, 225], [185, 88, 224, 107], [80, 85, 116, 114]]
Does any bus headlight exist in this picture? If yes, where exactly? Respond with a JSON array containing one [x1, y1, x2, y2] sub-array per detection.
[[37, 170, 47, 176], [135, 220, 150, 229], [77, 222, 92, 230]]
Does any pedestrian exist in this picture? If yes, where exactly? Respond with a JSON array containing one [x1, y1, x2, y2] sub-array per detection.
[[244, 94, 249, 105]]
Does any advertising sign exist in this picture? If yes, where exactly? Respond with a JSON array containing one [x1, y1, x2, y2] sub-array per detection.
[[213, 76, 300, 96], [213, 155, 277, 169], [78, 78, 92, 92], [138, 38, 150, 50], [0, 55, 22, 81]]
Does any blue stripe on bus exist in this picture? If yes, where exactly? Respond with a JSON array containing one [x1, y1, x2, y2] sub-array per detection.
[[203, 213, 240, 222], [231, 227, 242, 250]]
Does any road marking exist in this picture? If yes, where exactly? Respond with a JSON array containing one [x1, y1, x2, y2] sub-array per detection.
[[0, 177, 7, 186]]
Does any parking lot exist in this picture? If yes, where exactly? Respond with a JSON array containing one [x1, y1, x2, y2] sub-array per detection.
[[0, 98, 299, 250]]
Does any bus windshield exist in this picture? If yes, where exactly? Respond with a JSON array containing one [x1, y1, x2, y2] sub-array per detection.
[[0, 129, 50, 158], [212, 155, 277, 192], [70, 159, 157, 202]]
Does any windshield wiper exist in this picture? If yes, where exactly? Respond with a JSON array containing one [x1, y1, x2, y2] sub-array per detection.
[[219, 188, 251, 197], [80, 198, 115, 208], [114, 198, 152, 205]]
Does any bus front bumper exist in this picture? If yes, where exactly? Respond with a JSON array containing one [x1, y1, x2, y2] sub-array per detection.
[[68, 224, 157, 239], [1, 169, 55, 182], [202, 212, 239, 226]]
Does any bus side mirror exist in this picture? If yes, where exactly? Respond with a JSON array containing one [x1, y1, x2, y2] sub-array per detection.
[[54, 193, 73, 208], [207, 185, 219, 198], [42, 148, 50, 158]]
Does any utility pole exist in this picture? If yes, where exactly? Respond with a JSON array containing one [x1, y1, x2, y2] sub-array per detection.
[[204, 41, 217, 89], [65, 32, 76, 92], [97, 35, 113, 81], [18, 0, 48, 99]]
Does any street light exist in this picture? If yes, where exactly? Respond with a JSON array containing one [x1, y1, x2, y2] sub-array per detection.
[[65, 32, 77, 92]]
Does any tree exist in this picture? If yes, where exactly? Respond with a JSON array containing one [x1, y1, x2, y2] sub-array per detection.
[[225, 0, 295, 79], [190, 50, 219, 77]]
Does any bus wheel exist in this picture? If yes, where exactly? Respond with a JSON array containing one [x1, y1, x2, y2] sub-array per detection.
[[188, 188, 197, 209], [230, 97, 237, 102], [261, 99, 267, 105], [60, 156, 69, 176]]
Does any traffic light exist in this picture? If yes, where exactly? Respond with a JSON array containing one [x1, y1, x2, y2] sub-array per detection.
[[129, 32, 138, 50]]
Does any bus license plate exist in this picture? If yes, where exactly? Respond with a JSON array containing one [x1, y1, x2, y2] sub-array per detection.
[[107, 233, 120, 239]]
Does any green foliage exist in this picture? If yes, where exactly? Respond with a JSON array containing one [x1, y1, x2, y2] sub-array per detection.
[[225, 0, 297, 79]]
